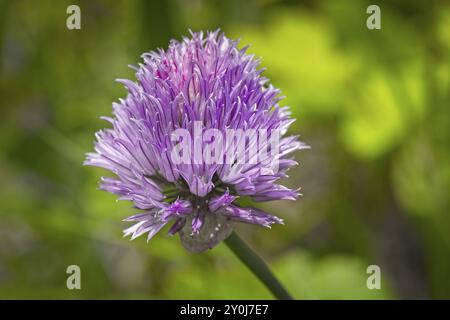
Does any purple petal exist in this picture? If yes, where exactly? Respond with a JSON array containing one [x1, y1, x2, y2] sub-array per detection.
[[162, 198, 192, 220], [208, 189, 237, 212], [168, 218, 186, 236], [191, 213, 204, 235], [218, 205, 284, 228]]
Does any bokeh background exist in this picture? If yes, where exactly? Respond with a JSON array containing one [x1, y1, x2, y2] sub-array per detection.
[[0, 0, 449, 299]]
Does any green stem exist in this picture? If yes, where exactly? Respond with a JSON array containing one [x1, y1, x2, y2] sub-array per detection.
[[224, 232, 294, 300]]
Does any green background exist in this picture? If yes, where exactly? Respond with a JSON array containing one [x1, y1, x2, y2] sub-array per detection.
[[0, 0, 449, 299]]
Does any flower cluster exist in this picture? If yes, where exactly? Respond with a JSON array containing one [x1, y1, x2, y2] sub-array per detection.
[[85, 30, 308, 252]]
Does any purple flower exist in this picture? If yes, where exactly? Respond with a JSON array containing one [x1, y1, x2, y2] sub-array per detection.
[[85, 30, 308, 252]]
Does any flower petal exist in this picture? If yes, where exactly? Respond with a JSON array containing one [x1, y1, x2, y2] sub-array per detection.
[[218, 205, 284, 228]]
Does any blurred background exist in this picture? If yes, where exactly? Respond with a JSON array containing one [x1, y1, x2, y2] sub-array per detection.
[[0, 0, 449, 299]]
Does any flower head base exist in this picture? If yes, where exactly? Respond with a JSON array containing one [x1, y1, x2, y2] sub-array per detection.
[[85, 30, 308, 252]]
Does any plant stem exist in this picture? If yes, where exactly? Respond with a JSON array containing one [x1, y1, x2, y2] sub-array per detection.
[[224, 232, 294, 300]]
